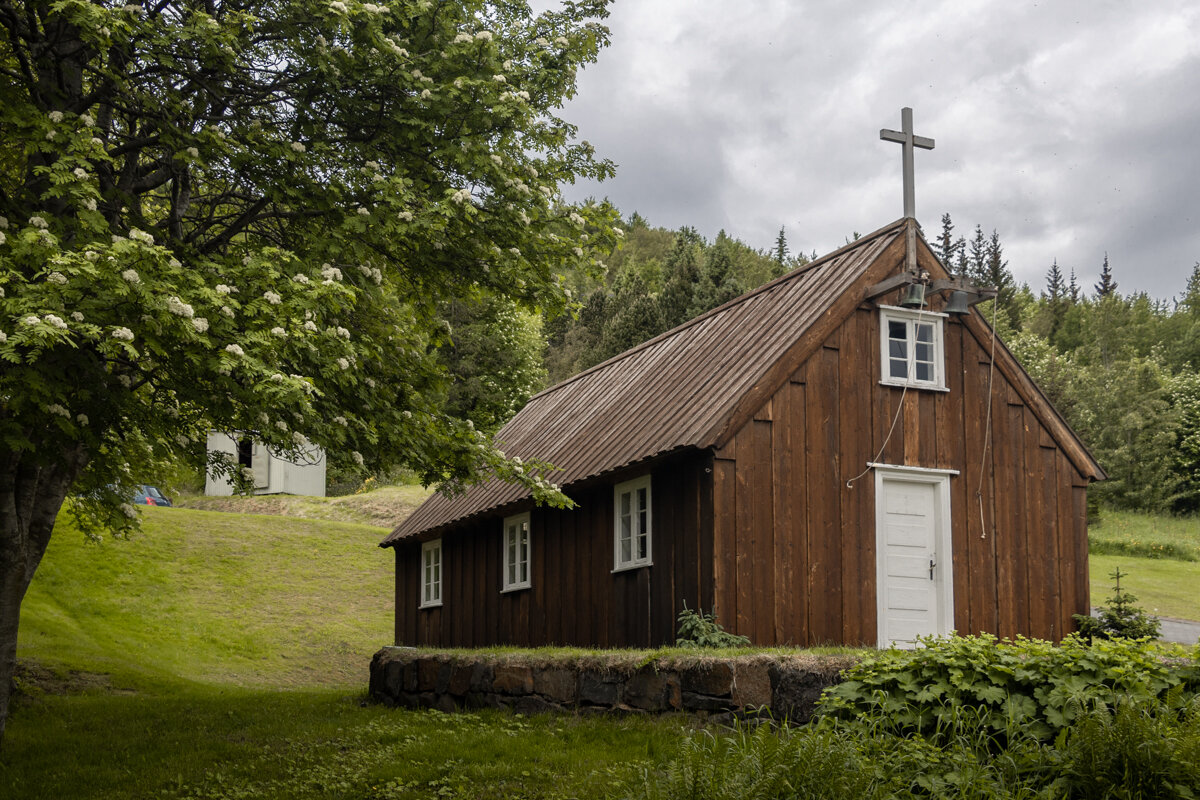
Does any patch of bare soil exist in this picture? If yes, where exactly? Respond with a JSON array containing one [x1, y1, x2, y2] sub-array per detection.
[[10, 660, 133, 709]]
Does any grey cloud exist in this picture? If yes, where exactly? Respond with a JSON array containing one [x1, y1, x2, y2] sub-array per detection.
[[548, 0, 1200, 297]]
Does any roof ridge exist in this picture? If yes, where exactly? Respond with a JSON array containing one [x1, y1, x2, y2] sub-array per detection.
[[526, 217, 910, 404]]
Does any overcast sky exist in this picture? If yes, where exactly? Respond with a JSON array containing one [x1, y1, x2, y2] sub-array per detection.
[[536, 0, 1200, 300]]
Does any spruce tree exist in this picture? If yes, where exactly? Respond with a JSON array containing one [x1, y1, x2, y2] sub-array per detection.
[[968, 224, 988, 283], [954, 236, 968, 277], [658, 227, 704, 329], [984, 229, 1020, 330], [1045, 260, 1065, 300], [937, 213, 963, 270], [1068, 268, 1081, 304], [773, 226, 790, 274], [688, 232, 745, 318], [1095, 253, 1118, 297], [1044, 260, 1068, 342]]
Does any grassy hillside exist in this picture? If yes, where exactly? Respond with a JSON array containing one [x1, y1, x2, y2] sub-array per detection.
[[1088, 510, 1200, 561], [18, 506, 395, 688], [176, 483, 434, 530], [6, 503, 681, 800]]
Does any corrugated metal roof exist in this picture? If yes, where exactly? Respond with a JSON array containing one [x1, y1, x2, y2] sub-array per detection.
[[382, 219, 908, 545]]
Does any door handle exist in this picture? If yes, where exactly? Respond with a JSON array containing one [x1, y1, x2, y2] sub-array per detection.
[[929, 556, 936, 580]]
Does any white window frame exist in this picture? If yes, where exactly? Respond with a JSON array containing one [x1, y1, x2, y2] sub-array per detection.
[[613, 474, 652, 571], [502, 512, 532, 592], [420, 539, 443, 609], [878, 305, 948, 391]]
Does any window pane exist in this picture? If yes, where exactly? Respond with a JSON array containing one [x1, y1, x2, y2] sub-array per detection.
[[638, 509, 647, 535], [637, 531, 647, 560], [888, 320, 907, 339], [637, 487, 647, 512], [916, 342, 932, 362], [916, 323, 933, 343], [621, 534, 631, 562], [916, 362, 931, 381], [890, 358, 908, 379], [508, 562, 516, 585], [889, 339, 906, 360], [621, 492, 631, 516]]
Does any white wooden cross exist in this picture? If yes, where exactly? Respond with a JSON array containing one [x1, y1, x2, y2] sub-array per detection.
[[880, 107, 934, 220]]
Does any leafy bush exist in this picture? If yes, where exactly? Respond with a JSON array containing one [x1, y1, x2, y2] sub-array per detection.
[[816, 634, 1199, 743], [674, 604, 750, 648], [1074, 567, 1163, 641]]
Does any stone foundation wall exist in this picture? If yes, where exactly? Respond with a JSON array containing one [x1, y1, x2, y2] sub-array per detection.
[[369, 648, 857, 723]]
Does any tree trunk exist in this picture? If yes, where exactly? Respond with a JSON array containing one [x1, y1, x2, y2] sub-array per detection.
[[0, 445, 87, 751]]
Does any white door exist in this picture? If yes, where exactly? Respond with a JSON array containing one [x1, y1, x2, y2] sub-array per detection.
[[875, 470, 954, 648], [251, 442, 271, 490]]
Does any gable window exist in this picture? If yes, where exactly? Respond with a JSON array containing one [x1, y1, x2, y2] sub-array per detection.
[[879, 306, 947, 390], [420, 539, 442, 608], [502, 512, 531, 592], [613, 475, 652, 571]]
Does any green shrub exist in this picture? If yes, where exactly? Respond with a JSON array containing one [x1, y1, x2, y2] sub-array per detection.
[[816, 634, 1200, 743], [1074, 567, 1163, 641], [674, 604, 750, 649]]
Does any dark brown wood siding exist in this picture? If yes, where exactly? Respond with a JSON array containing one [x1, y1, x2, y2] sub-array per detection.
[[393, 453, 711, 648], [710, 305, 1091, 645]]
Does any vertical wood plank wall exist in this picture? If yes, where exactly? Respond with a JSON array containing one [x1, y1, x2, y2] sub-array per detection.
[[710, 305, 1091, 645], [393, 456, 712, 647]]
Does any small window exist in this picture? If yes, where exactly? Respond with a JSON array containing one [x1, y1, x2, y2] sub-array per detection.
[[879, 306, 946, 390], [613, 475, 652, 571], [502, 512, 531, 592], [420, 539, 442, 609], [237, 437, 253, 468]]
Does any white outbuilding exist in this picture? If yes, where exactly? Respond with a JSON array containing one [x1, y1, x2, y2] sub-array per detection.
[[204, 432, 327, 497]]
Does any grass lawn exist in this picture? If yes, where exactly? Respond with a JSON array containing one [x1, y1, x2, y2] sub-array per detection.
[[1089, 510, 1200, 561], [2, 505, 684, 799], [1089, 553, 1200, 622], [176, 483, 434, 529], [5, 499, 1195, 798], [17, 506, 394, 687], [3, 686, 682, 800]]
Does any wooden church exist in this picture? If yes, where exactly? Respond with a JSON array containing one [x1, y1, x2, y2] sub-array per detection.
[[381, 113, 1105, 650]]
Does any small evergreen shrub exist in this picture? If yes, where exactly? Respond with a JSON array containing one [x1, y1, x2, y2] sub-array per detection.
[[674, 604, 750, 648], [1073, 567, 1163, 641]]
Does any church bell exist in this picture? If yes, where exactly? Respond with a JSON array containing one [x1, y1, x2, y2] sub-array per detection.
[[944, 289, 971, 315], [898, 281, 927, 308]]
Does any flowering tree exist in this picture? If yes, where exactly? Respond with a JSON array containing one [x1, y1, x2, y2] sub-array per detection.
[[0, 0, 617, 745]]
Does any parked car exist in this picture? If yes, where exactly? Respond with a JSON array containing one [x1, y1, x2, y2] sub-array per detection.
[[132, 485, 173, 507]]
